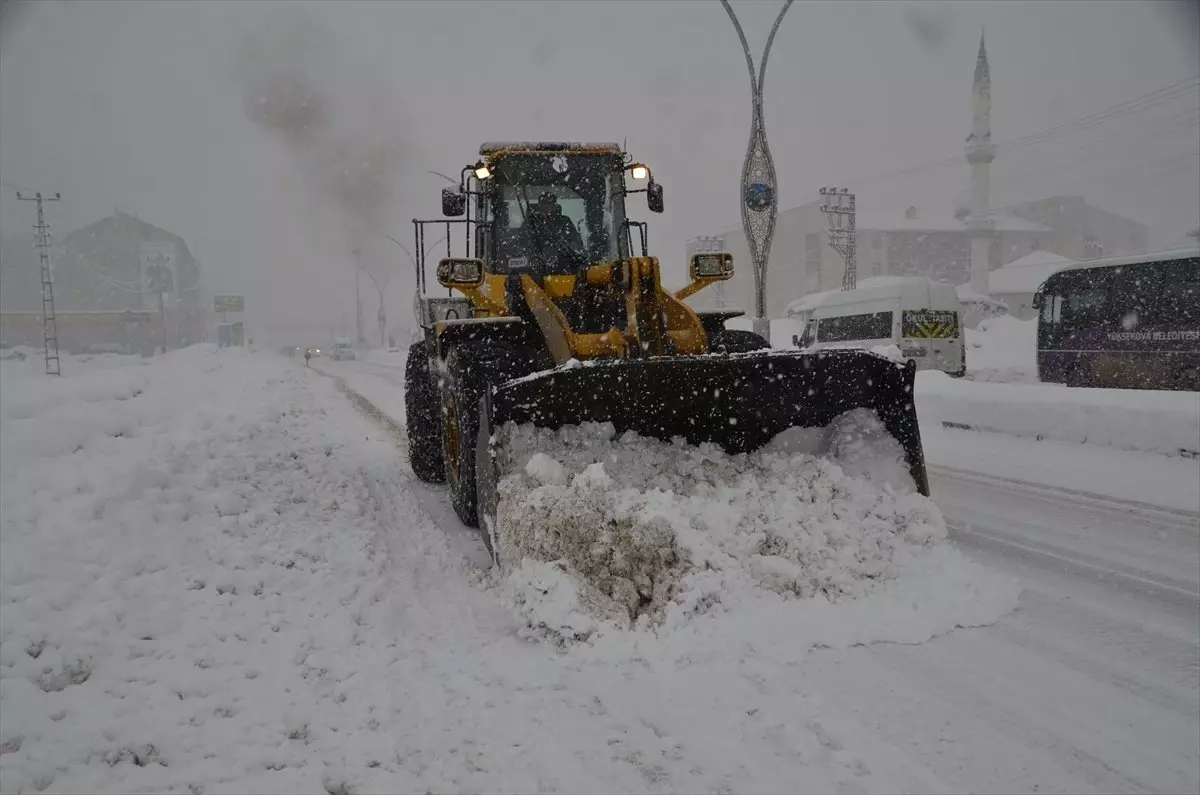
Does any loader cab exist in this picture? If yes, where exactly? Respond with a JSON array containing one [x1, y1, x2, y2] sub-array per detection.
[[479, 149, 634, 277]]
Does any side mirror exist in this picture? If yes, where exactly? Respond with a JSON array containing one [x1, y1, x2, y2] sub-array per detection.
[[436, 257, 485, 288], [442, 188, 466, 217], [689, 252, 734, 281], [647, 181, 664, 214]]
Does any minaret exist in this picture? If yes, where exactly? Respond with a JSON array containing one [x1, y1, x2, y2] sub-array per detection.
[[966, 30, 996, 295]]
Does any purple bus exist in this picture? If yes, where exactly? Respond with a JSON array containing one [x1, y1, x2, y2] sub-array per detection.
[[1033, 247, 1200, 391]]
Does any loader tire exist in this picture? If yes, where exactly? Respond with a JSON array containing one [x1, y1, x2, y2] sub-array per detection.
[[710, 329, 771, 354], [440, 345, 485, 528], [404, 340, 446, 483]]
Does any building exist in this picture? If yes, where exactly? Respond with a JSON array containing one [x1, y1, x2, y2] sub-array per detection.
[[1000, 196, 1148, 261], [983, 249, 1075, 320], [0, 212, 205, 354], [687, 31, 1148, 319], [687, 202, 1051, 318]]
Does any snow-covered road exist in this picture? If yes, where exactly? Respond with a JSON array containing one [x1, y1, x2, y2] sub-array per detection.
[[2, 348, 1196, 794], [320, 353, 1200, 794], [792, 466, 1199, 794]]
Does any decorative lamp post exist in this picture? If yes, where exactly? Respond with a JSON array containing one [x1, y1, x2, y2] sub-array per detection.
[[721, 0, 794, 343]]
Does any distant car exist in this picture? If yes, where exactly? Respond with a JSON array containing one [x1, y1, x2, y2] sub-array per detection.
[[307, 347, 321, 357]]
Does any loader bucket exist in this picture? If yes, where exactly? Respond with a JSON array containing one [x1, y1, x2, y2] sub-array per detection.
[[475, 348, 929, 541]]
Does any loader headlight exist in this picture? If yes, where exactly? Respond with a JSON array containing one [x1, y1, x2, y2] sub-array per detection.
[[629, 163, 649, 181], [473, 162, 492, 180], [437, 257, 486, 288], [690, 252, 734, 281]]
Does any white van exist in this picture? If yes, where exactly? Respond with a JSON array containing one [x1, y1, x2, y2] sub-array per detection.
[[332, 338, 356, 361], [790, 277, 965, 376]]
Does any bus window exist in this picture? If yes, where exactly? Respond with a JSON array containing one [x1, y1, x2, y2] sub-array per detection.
[[1155, 258, 1200, 326], [1040, 294, 1062, 324], [1114, 265, 1165, 330], [1056, 269, 1115, 325]]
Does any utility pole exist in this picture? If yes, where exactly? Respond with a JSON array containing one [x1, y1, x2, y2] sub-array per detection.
[[722, 0, 794, 343], [143, 251, 173, 354], [820, 186, 857, 291], [16, 191, 62, 375], [158, 290, 167, 354], [360, 267, 390, 347], [354, 266, 365, 346]]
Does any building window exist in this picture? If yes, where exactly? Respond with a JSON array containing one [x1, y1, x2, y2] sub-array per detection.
[[871, 234, 882, 251]]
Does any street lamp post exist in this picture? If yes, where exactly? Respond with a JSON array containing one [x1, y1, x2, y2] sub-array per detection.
[[360, 268, 392, 348], [721, 0, 794, 344]]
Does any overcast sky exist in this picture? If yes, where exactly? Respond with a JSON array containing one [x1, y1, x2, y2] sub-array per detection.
[[1, 0, 1197, 339]]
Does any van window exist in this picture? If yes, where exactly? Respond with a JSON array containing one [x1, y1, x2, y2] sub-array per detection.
[[799, 320, 817, 347], [818, 311, 893, 343]]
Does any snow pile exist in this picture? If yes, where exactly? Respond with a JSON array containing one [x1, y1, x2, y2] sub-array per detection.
[[0, 346, 420, 794], [963, 314, 1037, 383], [493, 411, 1020, 651], [916, 372, 1200, 457], [869, 343, 906, 363]]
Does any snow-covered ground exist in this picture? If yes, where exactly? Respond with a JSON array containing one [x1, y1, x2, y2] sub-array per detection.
[[915, 370, 1200, 457], [962, 314, 1038, 383], [2, 347, 1196, 794], [321, 353, 1197, 792]]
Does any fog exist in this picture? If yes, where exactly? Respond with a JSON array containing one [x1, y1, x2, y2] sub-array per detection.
[[1, 0, 1197, 342]]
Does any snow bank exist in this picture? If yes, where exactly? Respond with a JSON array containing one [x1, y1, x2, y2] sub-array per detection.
[[0, 347, 413, 794], [916, 372, 1200, 457], [492, 414, 1020, 653], [963, 314, 1037, 383]]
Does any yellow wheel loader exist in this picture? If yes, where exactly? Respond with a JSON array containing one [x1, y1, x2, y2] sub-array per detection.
[[403, 142, 929, 556]]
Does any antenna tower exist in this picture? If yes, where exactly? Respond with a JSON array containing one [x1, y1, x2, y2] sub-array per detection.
[[16, 191, 63, 374]]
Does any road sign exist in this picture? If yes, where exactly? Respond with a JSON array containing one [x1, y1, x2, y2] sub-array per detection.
[[214, 295, 244, 313]]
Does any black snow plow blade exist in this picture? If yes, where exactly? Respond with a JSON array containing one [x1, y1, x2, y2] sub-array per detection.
[[475, 348, 928, 534]]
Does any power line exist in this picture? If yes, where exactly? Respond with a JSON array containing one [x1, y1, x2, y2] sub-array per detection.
[[2, 179, 39, 194], [989, 110, 1200, 193], [999, 77, 1198, 154], [837, 75, 1200, 191], [1003, 150, 1200, 206]]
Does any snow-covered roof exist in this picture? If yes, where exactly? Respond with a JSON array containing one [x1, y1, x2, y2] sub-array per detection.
[[986, 251, 1074, 295], [1001, 250, 1074, 270], [784, 276, 954, 317], [784, 277, 906, 316]]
